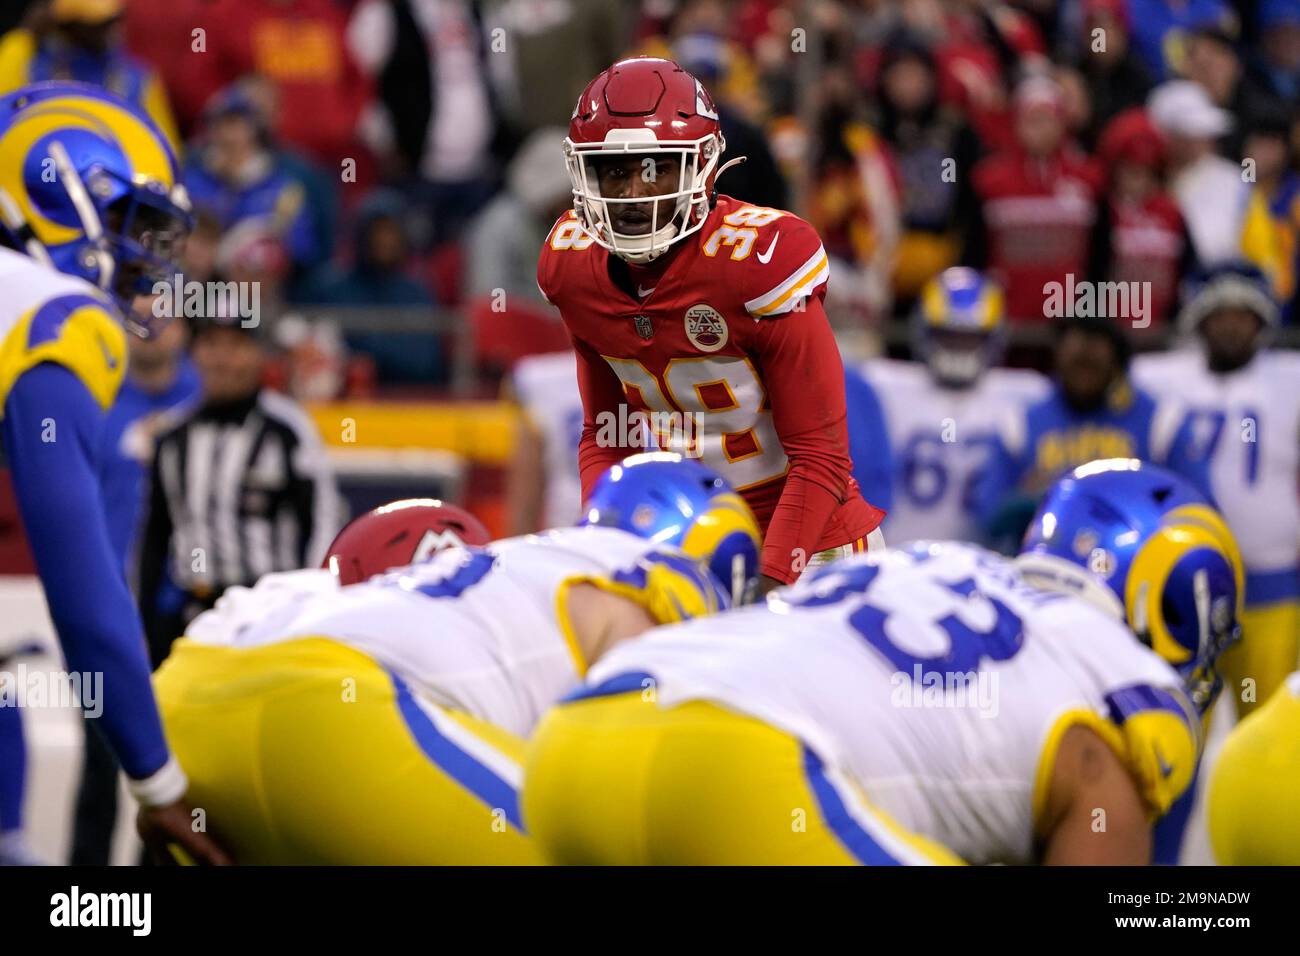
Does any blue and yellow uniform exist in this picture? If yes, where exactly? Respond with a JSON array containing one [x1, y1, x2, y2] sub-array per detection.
[[974, 379, 1203, 546], [0, 83, 194, 816], [0, 14, 180, 156], [1209, 671, 1300, 865], [155, 528, 741, 865], [524, 462, 1242, 866], [1133, 271, 1300, 716]]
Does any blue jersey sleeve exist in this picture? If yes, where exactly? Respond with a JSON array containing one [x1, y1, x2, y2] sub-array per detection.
[[0, 698, 24, 834], [2, 362, 171, 781], [843, 368, 894, 514], [1158, 411, 1217, 508]]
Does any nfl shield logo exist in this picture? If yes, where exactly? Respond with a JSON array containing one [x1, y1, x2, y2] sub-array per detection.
[[633, 314, 654, 340]]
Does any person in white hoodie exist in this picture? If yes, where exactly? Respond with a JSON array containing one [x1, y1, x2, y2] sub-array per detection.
[[1148, 80, 1249, 269]]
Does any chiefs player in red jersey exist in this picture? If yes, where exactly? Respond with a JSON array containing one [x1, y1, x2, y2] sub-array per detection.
[[538, 56, 885, 592]]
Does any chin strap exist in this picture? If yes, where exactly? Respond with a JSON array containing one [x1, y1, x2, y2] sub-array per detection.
[[712, 156, 748, 206], [716, 156, 748, 181]]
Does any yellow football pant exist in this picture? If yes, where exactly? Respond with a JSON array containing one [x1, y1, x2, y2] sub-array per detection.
[[521, 690, 964, 865], [1208, 678, 1300, 865], [154, 637, 542, 865], [1218, 600, 1300, 718]]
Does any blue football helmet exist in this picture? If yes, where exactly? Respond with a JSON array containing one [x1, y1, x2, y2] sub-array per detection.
[[1018, 459, 1244, 713], [580, 452, 762, 605], [914, 267, 1005, 388], [0, 82, 192, 331]]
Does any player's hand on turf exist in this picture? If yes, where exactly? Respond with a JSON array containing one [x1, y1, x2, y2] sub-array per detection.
[[137, 800, 234, 866]]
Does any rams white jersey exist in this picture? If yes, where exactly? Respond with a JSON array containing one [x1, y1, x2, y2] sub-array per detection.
[[0, 246, 127, 411], [511, 351, 584, 527], [182, 526, 722, 737], [1133, 349, 1300, 582], [585, 541, 1199, 865], [863, 359, 1048, 544]]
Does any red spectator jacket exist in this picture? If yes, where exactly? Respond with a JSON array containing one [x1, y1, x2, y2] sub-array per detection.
[[970, 147, 1102, 323]]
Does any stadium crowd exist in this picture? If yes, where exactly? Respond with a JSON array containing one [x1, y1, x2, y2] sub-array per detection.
[[1, 0, 1297, 387]]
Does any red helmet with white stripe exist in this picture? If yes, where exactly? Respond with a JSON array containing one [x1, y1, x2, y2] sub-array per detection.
[[566, 57, 729, 264], [323, 499, 492, 585]]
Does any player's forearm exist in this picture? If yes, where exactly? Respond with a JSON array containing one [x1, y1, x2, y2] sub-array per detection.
[[3, 365, 179, 788], [760, 472, 842, 584], [578, 424, 627, 500]]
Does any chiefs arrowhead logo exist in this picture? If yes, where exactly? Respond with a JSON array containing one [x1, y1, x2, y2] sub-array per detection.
[[684, 304, 728, 353]]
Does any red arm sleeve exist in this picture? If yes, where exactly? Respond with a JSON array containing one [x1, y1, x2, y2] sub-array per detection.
[[572, 335, 631, 500], [751, 297, 857, 583]]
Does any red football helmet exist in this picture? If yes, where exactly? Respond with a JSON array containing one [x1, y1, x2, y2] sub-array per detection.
[[566, 57, 729, 264], [323, 499, 492, 585]]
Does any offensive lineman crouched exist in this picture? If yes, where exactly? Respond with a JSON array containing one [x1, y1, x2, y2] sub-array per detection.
[[539, 57, 885, 590], [521, 461, 1242, 865], [154, 456, 760, 864]]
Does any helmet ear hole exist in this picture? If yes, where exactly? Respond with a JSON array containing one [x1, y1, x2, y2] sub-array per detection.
[[1161, 595, 1183, 630]]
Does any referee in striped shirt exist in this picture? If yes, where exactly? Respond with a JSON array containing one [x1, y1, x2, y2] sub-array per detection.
[[138, 311, 343, 664]]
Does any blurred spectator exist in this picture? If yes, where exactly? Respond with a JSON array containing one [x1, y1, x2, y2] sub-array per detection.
[[465, 128, 572, 378], [121, 0, 221, 135], [183, 84, 327, 285], [1183, 24, 1289, 158], [71, 311, 200, 866], [466, 128, 569, 307], [1053, 63, 1094, 146], [869, 32, 981, 306], [178, 210, 223, 285], [930, 0, 1048, 154], [1239, 117, 1300, 322], [1088, 108, 1193, 330], [175, 0, 368, 168], [0, 0, 180, 152], [671, 27, 789, 209], [138, 310, 342, 662], [348, 0, 500, 246], [643, 0, 769, 123], [964, 75, 1101, 325], [803, 69, 901, 323], [1076, 0, 1155, 144], [274, 315, 350, 403], [481, 0, 629, 134], [1249, 0, 1300, 102], [305, 188, 443, 383], [1148, 79, 1249, 267], [1125, 0, 1236, 80]]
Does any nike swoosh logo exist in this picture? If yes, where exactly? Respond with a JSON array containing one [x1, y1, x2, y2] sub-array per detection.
[[637, 285, 656, 298], [757, 232, 780, 263]]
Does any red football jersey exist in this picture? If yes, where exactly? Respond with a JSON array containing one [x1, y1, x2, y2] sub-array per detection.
[[538, 194, 885, 582]]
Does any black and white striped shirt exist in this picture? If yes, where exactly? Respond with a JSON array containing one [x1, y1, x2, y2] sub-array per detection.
[[139, 389, 343, 613]]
